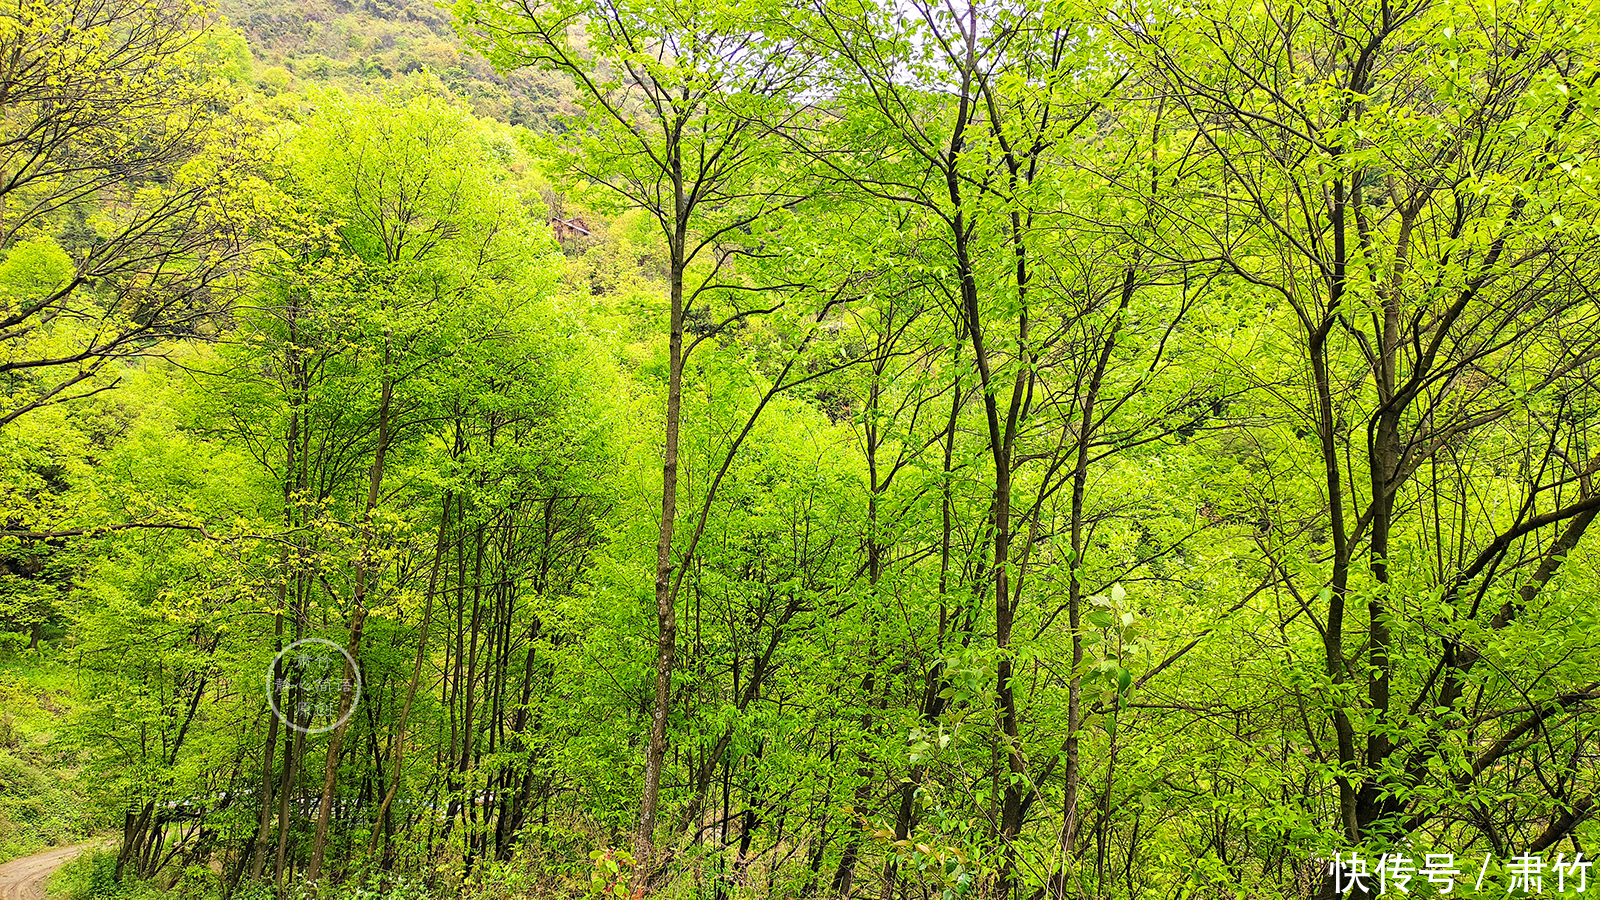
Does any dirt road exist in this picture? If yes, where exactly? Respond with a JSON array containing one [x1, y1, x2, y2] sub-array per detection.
[[0, 842, 95, 900]]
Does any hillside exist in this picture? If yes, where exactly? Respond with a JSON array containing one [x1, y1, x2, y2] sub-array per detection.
[[220, 0, 576, 125]]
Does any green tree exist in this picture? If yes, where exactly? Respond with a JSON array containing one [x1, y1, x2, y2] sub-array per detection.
[[454, 0, 833, 885], [1126, 0, 1600, 891], [0, 0, 246, 428]]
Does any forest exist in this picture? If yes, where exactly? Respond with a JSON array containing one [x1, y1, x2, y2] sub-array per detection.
[[0, 0, 1597, 897]]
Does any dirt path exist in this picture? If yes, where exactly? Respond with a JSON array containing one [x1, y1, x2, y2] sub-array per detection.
[[0, 842, 96, 900]]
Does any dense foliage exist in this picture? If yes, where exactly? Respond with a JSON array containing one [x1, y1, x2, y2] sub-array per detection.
[[1, 0, 1597, 897]]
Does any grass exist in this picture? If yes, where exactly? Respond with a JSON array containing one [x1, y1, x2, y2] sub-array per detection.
[[0, 644, 94, 864], [46, 848, 174, 900]]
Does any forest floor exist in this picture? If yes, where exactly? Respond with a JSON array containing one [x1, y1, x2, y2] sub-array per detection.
[[0, 842, 96, 900]]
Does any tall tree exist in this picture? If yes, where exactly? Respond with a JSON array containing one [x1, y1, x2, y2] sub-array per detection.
[[800, 3, 1215, 895], [1125, 0, 1600, 890], [454, 0, 825, 887]]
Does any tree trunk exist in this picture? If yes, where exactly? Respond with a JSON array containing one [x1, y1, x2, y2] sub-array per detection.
[[632, 226, 687, 895], [307, 361, 393, 884]]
